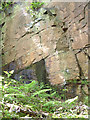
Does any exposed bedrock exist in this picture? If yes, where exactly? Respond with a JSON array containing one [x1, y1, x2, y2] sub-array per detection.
[[1, 2, 89, 89]]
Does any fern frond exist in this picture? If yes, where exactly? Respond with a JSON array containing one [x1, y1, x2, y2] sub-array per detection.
[[32, 89, 52, 97]]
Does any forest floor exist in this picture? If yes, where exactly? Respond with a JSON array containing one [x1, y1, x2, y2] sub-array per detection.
[[0, 71, 89, 119]]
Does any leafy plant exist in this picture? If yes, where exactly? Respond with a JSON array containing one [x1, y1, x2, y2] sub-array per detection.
[[32, 88, 52, 97], [4, 70, 14, 78], [1, 71, 88, 118], [30, 1, 44, 11], [0, 1, 13, 11]]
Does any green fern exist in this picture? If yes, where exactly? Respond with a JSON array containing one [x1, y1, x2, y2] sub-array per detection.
[[32, 89, 52, 97], [43, 100, 61, 107]]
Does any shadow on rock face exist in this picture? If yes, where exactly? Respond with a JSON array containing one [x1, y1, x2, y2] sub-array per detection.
[[2, 59, 49, 84], [35, 59, 49, 85], [13, 69, 37, 84], [2, 61, 37, 84], [13, 59, 49, 84]]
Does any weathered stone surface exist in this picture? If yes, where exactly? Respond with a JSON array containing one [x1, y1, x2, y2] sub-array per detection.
[[77, 52, 88, 79], [45, 52, 65, 85], [2, 2, 89, 86], [58, 51, 79, 80], [56, 34, 69, 51], [72, 32, 88, 49]]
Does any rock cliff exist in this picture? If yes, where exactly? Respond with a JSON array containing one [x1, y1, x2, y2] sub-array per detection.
[[1, 2, 89, 86]]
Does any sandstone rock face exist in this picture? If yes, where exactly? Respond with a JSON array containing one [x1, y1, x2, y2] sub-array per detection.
[[1, 2, 89, 86]]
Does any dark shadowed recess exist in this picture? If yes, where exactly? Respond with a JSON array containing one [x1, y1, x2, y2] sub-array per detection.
[[35, 59, 49, 85], [2, 59, 49, 85]]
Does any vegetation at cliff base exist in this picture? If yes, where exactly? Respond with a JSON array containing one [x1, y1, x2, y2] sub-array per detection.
[[0, 70, 88, 119]]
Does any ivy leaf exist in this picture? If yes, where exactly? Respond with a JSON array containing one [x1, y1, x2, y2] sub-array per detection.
[[9, 70, 14, 74], [4, 71, 9, 75]]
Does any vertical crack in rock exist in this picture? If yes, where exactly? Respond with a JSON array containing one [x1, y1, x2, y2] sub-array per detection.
[[73, 43, 90, 79], [83, 51, 90, 60], [83, 44, 90, 60], [74, 44, 90, 79], [75, 53, 85, 79], [38, 34, 42, 48], [79, 3, 88, 23]]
